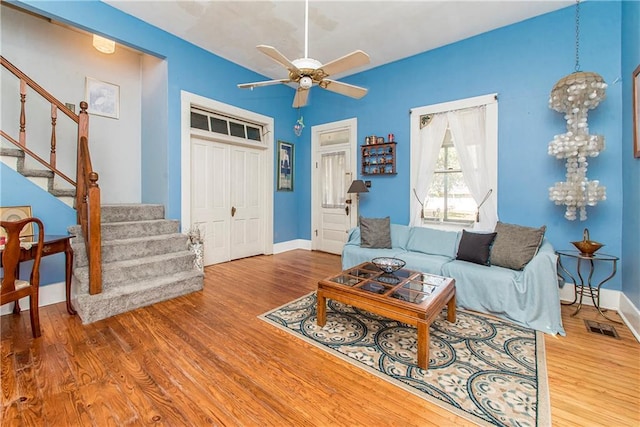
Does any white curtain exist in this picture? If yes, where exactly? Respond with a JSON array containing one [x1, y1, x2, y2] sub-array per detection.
[[321, 152, 346, 208], [410, 114, 448, 226], [447, 106, 497, 230]]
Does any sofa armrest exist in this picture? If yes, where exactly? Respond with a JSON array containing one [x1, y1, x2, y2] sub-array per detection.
[[346, 227, 361, 245]]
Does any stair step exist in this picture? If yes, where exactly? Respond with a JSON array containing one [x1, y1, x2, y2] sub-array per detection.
[[71, 233, 188, 267], [0, 147, 25, 158], [21, 168, 54, 178], [69, 218, 180, 241], [72, 270, 204, 324], [101, 204, 166, 223], [51, 188, 76, 197], [74, 250, 196, 290]]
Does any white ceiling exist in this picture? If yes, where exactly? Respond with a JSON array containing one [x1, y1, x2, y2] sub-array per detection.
[[105, 0, 572, 81]]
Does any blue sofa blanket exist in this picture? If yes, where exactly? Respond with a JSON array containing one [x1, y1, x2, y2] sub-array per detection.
[[341, 224, 565, 336]]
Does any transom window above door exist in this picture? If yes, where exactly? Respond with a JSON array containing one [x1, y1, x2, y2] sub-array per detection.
[[190, 108, 264, 147]]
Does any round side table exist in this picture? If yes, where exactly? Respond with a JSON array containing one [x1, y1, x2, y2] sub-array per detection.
[[556, 250, 620, 323]]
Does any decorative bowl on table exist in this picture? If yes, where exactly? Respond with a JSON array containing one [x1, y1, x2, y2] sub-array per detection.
[[571, 228, 604, 256], [371, 257, 406, 274]]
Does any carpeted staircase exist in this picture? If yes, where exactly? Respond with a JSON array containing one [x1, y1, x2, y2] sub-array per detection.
[[0, 147, 76, 207], [69, 204, 204, 324]]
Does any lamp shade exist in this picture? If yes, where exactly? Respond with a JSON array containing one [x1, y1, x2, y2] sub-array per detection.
[[347, 180, 368, 194]]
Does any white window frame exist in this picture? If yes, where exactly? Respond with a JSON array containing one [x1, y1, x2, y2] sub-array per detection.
[[410, 94, 498, 231]]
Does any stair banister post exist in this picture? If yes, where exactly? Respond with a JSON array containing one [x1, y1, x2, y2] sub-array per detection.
[[50, 104, 57, 169], [19, 79, 26, 147], [76, 101, 89, 221], [88, 171, 102, 295]]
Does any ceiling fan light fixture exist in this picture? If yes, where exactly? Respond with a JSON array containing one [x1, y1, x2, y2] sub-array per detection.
[[299, 76, 313, 89]]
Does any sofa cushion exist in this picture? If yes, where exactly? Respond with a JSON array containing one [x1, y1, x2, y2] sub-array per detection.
[[406, 227, 459, 259], [359, 216, 392, 248], [456, 230, 497, 266], [490, 222, 546, 270], [390, 224, 411, 249]]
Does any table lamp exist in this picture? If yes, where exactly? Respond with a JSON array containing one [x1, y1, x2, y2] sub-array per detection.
[[347, 179, 368, 221]]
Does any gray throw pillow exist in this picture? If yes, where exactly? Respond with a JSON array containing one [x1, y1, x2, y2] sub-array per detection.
[[490, 222, 546, 270], [360, 216, 392, 249], [456, 230, 497, 266]]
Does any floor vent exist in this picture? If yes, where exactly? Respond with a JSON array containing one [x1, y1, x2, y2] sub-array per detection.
[[584, 320, 619, 339]]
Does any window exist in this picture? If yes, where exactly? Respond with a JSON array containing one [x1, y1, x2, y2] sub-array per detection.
[[410, 94, 498, 230], [424, 128, 476, 224], [190, 108, 264, 145]]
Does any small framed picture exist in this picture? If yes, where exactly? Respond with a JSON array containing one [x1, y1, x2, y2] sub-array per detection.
[[277, 140, 294, 191], [85, 77, 120, 119], [633, 64, 640, 158], [0, 205, 33, 240]]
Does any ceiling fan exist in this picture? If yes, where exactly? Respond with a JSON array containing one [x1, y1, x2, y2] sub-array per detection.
[[237, 0, 370, 108]]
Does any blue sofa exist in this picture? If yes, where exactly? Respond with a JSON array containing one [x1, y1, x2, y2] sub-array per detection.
[[341, 224, 565, 336]]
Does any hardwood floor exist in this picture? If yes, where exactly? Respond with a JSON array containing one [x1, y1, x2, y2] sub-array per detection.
[[2, 250, 639, 426]]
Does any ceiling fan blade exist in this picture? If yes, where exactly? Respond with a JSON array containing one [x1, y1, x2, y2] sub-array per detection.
[[320, 79, 368, 99], [319, 50, 370, 77], [238, 78, 291, 89], [292, 88, 310, 108], [257, 45, 300, 74]]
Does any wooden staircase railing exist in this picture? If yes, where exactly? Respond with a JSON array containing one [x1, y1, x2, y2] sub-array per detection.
[[1, 55, 102, 295]]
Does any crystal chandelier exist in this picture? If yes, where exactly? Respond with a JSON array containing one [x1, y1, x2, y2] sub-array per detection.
[[548, 0, 607, 221]]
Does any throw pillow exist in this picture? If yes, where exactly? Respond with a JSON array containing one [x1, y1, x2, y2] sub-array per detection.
[[490, 222, 546, 270], [456, 230, 497, 266], [359, 216, 392, 249]]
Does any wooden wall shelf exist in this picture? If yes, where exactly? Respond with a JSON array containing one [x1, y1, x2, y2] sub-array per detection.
[[361, 142, 396, 175]]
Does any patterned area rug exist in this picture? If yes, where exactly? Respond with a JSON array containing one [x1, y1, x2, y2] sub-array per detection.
[[259, 292, 550, 427]]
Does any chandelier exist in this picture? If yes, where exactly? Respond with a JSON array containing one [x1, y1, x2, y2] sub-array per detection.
[[548, 0, 607, 221]]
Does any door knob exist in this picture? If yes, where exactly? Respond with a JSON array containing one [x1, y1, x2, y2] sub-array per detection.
[[231, 206, 236, 217]]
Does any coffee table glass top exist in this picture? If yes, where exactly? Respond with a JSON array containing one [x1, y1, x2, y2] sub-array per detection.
[[325, 262, 450, 305]]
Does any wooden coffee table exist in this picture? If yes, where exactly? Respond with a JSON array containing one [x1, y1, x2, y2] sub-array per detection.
[[317, 261, 456, 370]]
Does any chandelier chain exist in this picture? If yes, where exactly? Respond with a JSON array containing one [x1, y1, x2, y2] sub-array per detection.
[[574, 0, 581, 72]]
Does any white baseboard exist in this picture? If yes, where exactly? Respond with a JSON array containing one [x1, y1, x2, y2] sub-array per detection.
[[618, 293, 640, 343], [559, 281, 640, 343], [273, 239, 312, 254], [558, 281, 620, 310], [0, 281, 66, 315]]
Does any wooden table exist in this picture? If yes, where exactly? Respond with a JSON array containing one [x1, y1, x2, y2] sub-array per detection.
[[1, 235, 76, 315], [317, 261, 456, 370]]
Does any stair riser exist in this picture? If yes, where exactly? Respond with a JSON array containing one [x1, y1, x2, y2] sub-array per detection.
[[101, 204, 166, 223], [73, 275, 203, 324], [72, 234, 188, 267], [74, 253, 196, 291], [0, 156, 19, 170]]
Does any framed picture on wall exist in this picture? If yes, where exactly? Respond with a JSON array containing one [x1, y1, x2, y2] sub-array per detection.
[[633, 64, 640, 158], [0, 205, 33, 241], [85, 77, 120, 119], [277, 141, 294, 191]]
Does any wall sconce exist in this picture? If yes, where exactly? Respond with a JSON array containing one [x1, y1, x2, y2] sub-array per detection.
[[548, 0, 606, 221], [93, 35, 115, 54]]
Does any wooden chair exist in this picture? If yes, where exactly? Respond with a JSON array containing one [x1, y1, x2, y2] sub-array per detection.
[[1, 217, 44, 338]]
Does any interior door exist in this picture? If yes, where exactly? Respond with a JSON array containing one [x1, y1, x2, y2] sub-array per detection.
[[311, 119, 358, 255], [230, 146, 264, 259], [318, 149, 352, 254], [191, 138, 230, 265]]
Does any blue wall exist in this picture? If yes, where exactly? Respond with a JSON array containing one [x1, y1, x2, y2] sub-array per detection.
[[8, 1, 633, 296], [302, 1, 625, 291], [0, 164, 76, 284], [14, 0, 300, 245], [621, 0, 640, 308]]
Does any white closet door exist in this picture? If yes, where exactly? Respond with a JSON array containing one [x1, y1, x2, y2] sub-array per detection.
[[230, 146, 264, 260], [191, 138, 230, 265]]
